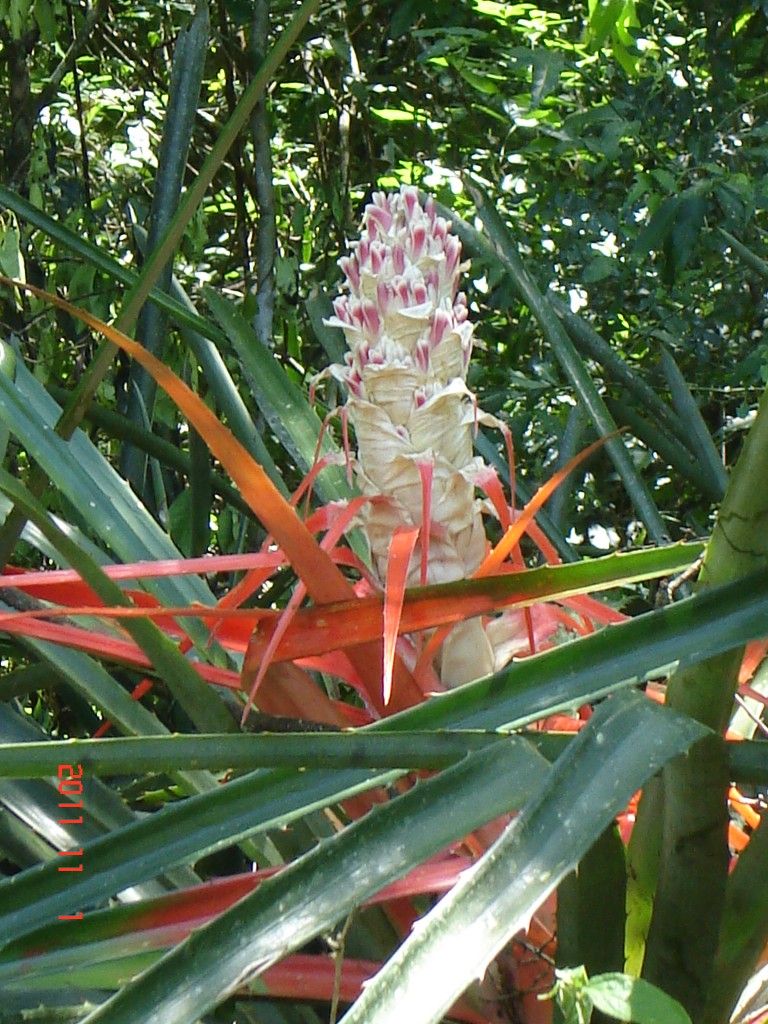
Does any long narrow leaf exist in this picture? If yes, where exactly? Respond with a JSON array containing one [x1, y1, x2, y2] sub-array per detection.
[[0, 731, 504, 778], [0, 542, 705, 666], [242, 541, 703, 664], [656, 341, 729, 497], [0, 183, 287, 499], [604, 394, 721, 498], [0, 184, 246, 364], [133, 226, 286, 492], [0, 1, 321, 578], [47, 384, 252, 512], [0, 364, 219, 618], [120, 0, 210, 459], [112, 0, 320, 338], [0, 468, 234, 734], [58, 0, 321, 426], [0, 279, 334, 591], [0, 705, 198, 894], [549, 295, 688, 445], [0, 275, 423, 711], [205, 287, 352, 501], [4, 627, 236, 800], [637, 377, 768, 1016], [0, 731, 762, 783], [457, 184, 670, 544], [0, 569, 766, 948], [76, 739, 550, 1024], [339, 691, 705, 1024]]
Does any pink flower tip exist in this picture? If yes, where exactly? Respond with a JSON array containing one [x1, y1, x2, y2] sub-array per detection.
[[366, 202, 394, 235], [409, 223, 427, 260], [370, 243, 384, 275], [333, 296, 350, 321], [403, 187, 419, 219], [362, 300, 381, 337], [392, 243, 406, 276], [339, 255, 360, 291], [430, 308, 450, 346], [415, 338, 431, 372]]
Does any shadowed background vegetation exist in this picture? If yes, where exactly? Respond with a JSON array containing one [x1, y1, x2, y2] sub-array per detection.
[[0, 1, 767, 1022]]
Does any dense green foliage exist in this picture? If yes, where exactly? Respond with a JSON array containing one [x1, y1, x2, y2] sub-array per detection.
[[0, 1, 767, 1023], [1, 0, 765, 549]]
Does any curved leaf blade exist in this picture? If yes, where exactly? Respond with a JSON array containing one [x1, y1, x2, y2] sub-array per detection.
[[0, 569, 765, 948], [75, 739, 550, 1024], [339, 691, 704, 1024]]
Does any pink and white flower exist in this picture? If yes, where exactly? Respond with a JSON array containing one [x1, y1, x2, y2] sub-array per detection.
[[324, 186, 555, 689]]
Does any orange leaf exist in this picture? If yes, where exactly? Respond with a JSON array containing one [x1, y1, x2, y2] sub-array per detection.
[[0, 277, 425, 714], [0, 277, 345, 602], [478, 432, 620, 577]]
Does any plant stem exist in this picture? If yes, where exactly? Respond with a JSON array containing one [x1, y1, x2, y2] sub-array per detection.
[[638, 379, 768, 1018]]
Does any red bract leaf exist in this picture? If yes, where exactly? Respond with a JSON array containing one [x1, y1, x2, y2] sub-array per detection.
[[254, 662, 350, 727], [239, 568, 609, 667], [252, 955, 490, 1023], [0, 276, 426, 715], [740, 638, 768, 685], [0, 615, 240, 687], [8, 854, 471, 960], [2, 552, 286, 588], [383, 526, 419, 704]]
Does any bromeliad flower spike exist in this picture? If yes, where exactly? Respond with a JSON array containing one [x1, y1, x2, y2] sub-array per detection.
[[323, 186, 561, 692], [323, 187, 495, 689]]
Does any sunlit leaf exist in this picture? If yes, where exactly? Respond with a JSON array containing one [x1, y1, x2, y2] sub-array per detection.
[[588, 973, 692, 1024]]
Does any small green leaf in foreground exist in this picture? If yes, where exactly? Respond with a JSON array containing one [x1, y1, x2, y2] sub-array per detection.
[[548, 969, 693, 1024]]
